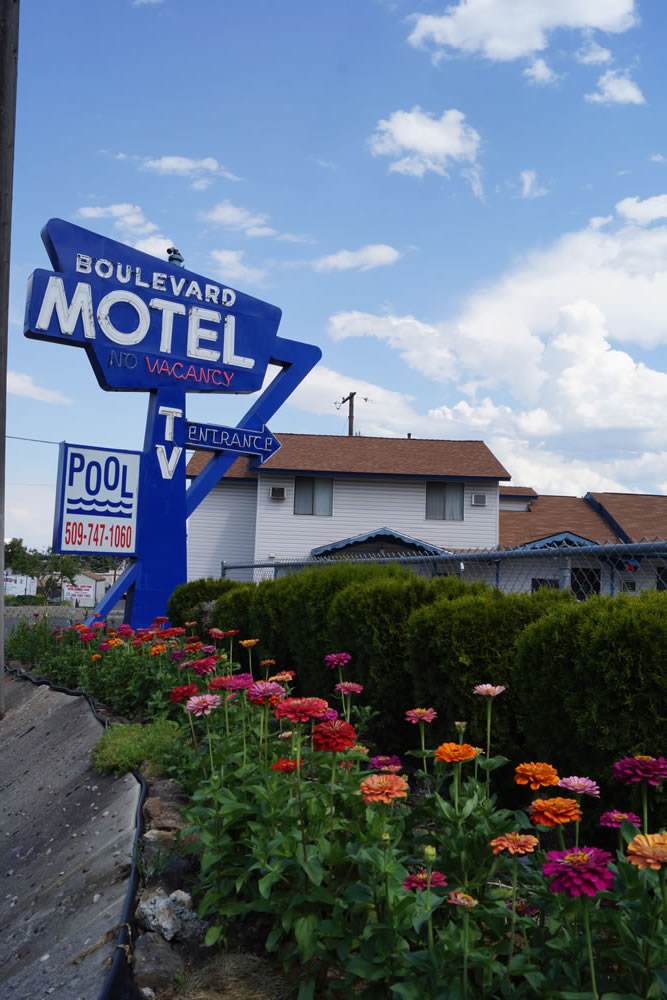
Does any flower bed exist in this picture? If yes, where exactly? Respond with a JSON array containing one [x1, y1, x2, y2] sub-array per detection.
[[8, 617, 667, 999]]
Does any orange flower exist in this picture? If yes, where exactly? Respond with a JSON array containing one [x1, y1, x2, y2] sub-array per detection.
[[185, 621, 197, 627], [360, 773, 409, 804], [91, 653, 102, 661], [490, 833, 539, 855], [514, 762, 560, 790], [260, 659, 276, 667], [626, 832, 667, 870], [434, 742, 477, 763], [150, 643, 167, 656], [239, 638, 259, 648], [530, 797, 581, 827], [269, 671, 295, 684]]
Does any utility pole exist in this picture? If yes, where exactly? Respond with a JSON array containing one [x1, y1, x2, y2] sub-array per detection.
[[0, 0, 20, 718], [341, 391, 356, 436]]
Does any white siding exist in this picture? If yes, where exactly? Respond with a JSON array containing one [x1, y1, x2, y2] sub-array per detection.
[[188, 482, 257, 582], [253, 474, 500, 560]]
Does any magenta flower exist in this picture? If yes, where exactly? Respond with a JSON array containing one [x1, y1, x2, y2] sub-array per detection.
[[247, 680, 285, 701], [558, 776, 600, 798], [335, 682, 363, 694], [319, 708, 339, 721], [543, 847, 614, 898], [98, 641, 111, 651], [91, 622, 105, 630], [178, 659, 194, 671], [192, 656, 218, 675], [370, 754, 402, 771], [403, 870, 448, 892], [473, 684, 506, 697], [186, 694, 221, 716], [613, 756, 667, 786], [170, 649, 187, 661], [324, 652, 352, 670], [405, 707, 437, 724], [600, 810, 641, 829], [215, 672, 254, 690], [200, 645, 217, 654]]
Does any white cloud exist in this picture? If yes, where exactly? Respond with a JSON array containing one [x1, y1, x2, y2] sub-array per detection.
[[313, 244, 401, 273], [202, 200, 282, 238], [7, 372, 72, 404], [462, 163, 485, 200], [329, 311, 457, 381], [520, 169, 549, 199], [650, 153, 667, 164], [209, 249, 266, 285], [133, 236, 174, 258], [132, 0, 164, 5], [368, 106, 481, 178], [142, 155, 240, 183], [615, 194, 667, 224], [78, 202, 158, 236], [585, 68, 645, 104], [575, 39, 612, 64], [523, 58, 558, 85], [408, 0, 636, 62]]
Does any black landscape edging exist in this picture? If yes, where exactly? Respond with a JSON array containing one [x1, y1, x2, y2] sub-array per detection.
[[4, 664, 147, 1000]]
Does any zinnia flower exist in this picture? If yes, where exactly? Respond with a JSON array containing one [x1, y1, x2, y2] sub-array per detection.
[[360, 773, 409, 804], [514, 762, 560, 790], [543, 847, 614, 897], [324, 652, 352, 670], [272, 758, 299, 773], [239, 638, 259, 648], [403, 870, 448, 891], [435, 742, 477, 763], [274, 697, 330, 724], [405, 707, 437, 724], [192, 656, 217, 675], [259, 659, 276, 667], [490, 833, 539, 855], [269, 670, 295, 683], [209, 628, 225, 639], [626, 832, 667, 870], [473, 684, 506, 697], [599, 810, 641, 829], [212, 672, 254, 690], [530, 797, 582, 827], [370, 754, 402, 771], [448, 890, 478, 908], [170, 684, 199, 704], [320, 709, 339, 722], [186, 694, 221, 716], [613, 756, 667, 786], [335, 682, 363, 694], [558, 776, 600, 797], [312, 720, 357, 752], [247, 681, 285, 702]]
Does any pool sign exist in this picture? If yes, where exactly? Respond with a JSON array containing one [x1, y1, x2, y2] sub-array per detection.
[[54, 443, 141, 556], [24, 220, 321, 626]]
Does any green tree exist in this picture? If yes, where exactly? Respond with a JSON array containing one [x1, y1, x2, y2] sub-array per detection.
[[4, 538, 42, 578], [42, 551, 79, 601]]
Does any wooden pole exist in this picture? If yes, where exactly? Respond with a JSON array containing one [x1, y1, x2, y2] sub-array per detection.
[[0, 0, 20, 718]]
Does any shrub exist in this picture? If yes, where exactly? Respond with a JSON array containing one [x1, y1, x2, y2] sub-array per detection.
[[167, 578, 239, 627], [92, 718, 180, 775], [211, 584, 254, 643]]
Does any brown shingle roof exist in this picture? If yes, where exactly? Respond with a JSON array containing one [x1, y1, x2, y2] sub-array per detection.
[[588, 492, 667, 542], [499, 485, 538, 497], [186, 433, 511, 480], [500, 495, 619, 548]]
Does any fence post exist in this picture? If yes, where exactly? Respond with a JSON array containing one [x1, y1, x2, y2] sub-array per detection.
[[558, 555, 571, 592], [220, 561, 227, 579]]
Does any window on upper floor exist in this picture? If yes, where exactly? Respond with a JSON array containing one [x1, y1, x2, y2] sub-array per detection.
[[425, 482, 464, 520], [294, 476, 333, 516]]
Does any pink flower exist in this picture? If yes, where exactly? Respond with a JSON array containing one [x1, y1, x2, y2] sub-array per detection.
[[558, 776, 600, 797], [320, 709, 339, 722], [448, 890, 478, 908], [403, 870, 448, 892], [370, 755, 402, 771], [186, 694, 221, 716], [213, 672, 254, 690], [247, 681, 285, 701], [192, 657, 217, 675], [405, 708, 437, 724], [600, 810, 641, 829], [543, 847, 614, 898], [335, 682, 363, 694], [613, 756, 667, 786], [473, 684, 506, 697], [324, 652, 352, 670]]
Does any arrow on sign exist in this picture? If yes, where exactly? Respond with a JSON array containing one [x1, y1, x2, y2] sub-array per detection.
[[185, 421, 281, 463]]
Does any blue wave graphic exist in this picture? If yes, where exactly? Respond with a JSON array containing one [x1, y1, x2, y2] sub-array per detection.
[[66, 507, 132, 519], [68, 497, 134, 509]]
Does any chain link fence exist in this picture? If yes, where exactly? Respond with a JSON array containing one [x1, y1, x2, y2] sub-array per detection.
[[221, 538, 667, 598]]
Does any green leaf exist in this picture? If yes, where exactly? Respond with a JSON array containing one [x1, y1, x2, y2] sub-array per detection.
[[298, 855, 324, 886], [600, 994, 645, 999], [476, 755, 509, 772], [265, 924, 282, 952], [204, 924, 223, 947], [297, 980, 316, 1000], [390, 983, 425, 999], [294, 914, 318, 962]]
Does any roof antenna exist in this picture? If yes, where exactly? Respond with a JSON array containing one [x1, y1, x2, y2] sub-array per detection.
[[167, 247, 184, 267]]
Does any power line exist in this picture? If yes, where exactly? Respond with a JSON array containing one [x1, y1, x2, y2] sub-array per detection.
[[6, 434, 61, 445]]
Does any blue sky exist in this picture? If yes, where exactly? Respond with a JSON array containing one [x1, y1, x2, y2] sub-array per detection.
[[8, 0, 667, 548]]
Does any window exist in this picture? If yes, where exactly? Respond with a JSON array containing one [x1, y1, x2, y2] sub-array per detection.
[[657, 567, 667, 591], [294, 476, 333, 516], [622, 579, 637, 593], [425, 482, 464, 520], [570, 567, 600, 601]]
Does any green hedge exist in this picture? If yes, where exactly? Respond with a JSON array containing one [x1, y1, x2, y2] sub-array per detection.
[[211, 584, 255, 645], [167, 578, 239, 627]]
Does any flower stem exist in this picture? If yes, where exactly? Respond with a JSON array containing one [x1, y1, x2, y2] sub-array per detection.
[[463, 911, 469, 1000], [205, 719, 214, 777], [485, 699, 492, 798], [329, 753, 337, 838], [581, 901, 599, 1000], [295, 722, 308, 863], [557, 826, 566, 851], [507, 856, 518, 976], [426, 867, 434, 954], [420, 722, 428, 775], [642, 780, 648, 833], [454, 762, 460, 815]]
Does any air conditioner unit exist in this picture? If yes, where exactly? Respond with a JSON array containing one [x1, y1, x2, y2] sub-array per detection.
[[471, 493, 487, 507], [270, 486, 286, 500]]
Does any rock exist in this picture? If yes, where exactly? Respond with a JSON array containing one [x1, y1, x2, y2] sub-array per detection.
[[132, 932, 184, 990], [135, 889, 207, 944]]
